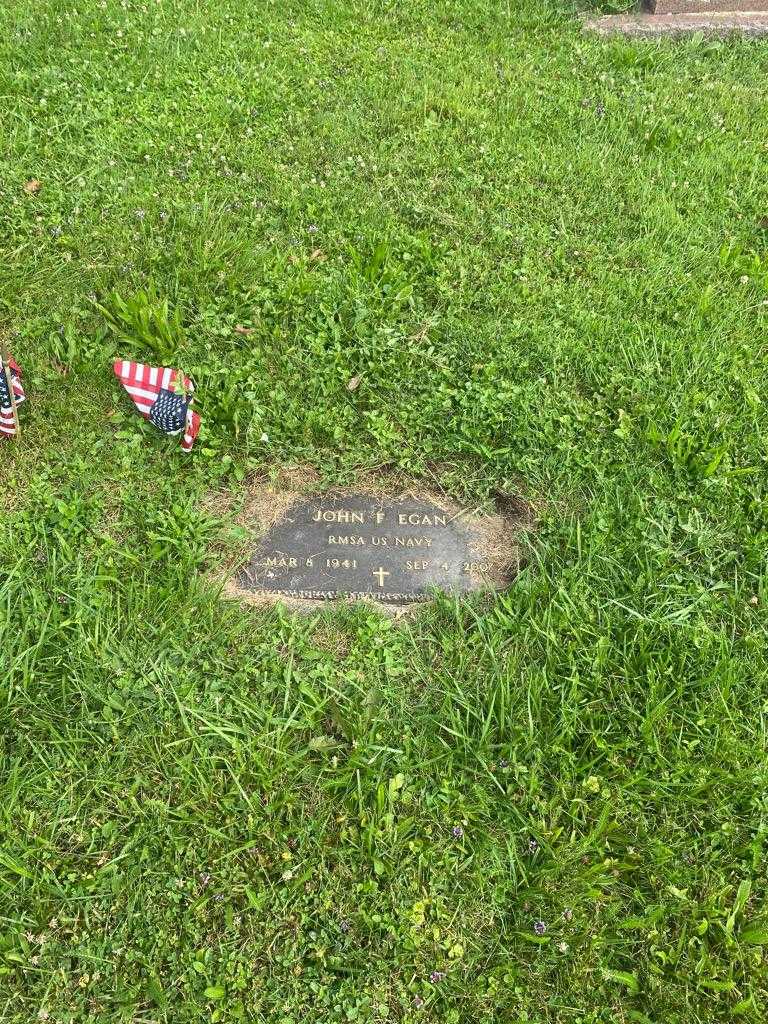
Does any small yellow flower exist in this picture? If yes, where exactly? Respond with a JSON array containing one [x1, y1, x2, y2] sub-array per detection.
[[585, 775, 601, 794]]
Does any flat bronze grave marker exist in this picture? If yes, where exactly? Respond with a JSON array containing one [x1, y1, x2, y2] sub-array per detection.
[[237, 493, 509, 605]]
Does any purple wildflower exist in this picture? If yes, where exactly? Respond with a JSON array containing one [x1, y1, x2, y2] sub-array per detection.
[[429, 970, 445, 984], [452, 825, 464, 839], [528, 837, 539, 853], [412, 995, 424, 1008], [534, 920, 547, 936]]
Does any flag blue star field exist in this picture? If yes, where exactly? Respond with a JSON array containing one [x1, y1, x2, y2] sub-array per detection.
[[113, 360, 201, 451], [0, 354, 25, 438], [149, 388, 189, 435]]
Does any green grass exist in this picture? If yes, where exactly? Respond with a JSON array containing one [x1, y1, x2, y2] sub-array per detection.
[[1, 0, 768, 1020]]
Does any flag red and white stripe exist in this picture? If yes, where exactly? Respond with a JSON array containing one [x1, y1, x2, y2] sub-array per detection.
[[0, 355, 25, 439], [182, 408, 201, 452], [113, 360, 201, 452], [113, 360, 191, 415]]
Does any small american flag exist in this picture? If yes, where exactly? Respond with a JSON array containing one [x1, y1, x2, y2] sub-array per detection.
[[113, 360, 201, 452], [0, 354, 25, 439]]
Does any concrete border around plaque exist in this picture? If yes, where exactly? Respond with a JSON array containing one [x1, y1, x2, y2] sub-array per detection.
[[223, 480, 530, 610], [584, 5, 768, 36]]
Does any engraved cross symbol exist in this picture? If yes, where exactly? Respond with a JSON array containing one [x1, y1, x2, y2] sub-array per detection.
[[372, 566, 390, 589]]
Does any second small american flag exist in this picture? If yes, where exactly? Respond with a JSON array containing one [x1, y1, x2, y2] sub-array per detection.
[[0, 354, 25, 439]]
